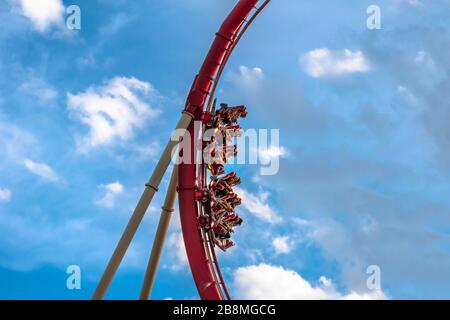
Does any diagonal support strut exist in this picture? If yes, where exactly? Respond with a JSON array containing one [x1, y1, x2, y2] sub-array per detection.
[[92, 112, 193, 300], [139, 165, 179, 300]]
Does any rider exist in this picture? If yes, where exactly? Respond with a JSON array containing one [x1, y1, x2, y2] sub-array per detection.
[[218, 172, 241, 187], [216, 103, 248, 127], [205, 102, 247, 251], [214, 213, 243, 240], [207, 163, 225, 176]]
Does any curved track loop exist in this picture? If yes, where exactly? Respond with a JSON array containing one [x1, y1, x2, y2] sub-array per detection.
[[178, 0, 270, 300]]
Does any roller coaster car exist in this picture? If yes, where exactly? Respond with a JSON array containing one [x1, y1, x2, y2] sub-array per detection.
[[210, 180, 233, 198], [220, 219, 238, 235], [205, 145, 237, 165], [216, 104, 248, 126], [222, 125, 243, 140], [207, 163, 225, 176], [216, 229, 231, 240], [224, 212, 243, 226], [202, 103, 247, 253], [219, 145, 238, 161], [210, 126, 243, 147], [214, 237, 235, 251], [212, 221, 231, 238], [224, 214, 243, 227], [227, 195, 242, 207], [218, 149, 237, 165], [212, 209, 228, 223], [211, 214, 242, 251], [218, 172, 241, 187], [217, 192, 240, 204], [197, 215, 211, 230], [212, 198, 234, 213]]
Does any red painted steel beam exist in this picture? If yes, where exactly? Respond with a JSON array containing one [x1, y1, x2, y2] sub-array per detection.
[[178, 0, 260, 300], [184, 0, 259, 119]]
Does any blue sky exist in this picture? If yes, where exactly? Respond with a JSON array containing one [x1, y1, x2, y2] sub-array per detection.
[[0, 0, 450, 300]]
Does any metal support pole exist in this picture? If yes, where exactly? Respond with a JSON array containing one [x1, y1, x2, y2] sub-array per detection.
[[139, 165, 178, 300], [92, 112, 193, 300]]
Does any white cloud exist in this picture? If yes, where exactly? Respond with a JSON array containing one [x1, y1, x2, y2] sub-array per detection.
[[95, 182, 124, 208], [99, 12, 132, 37], [233, 264, 385, 300], [258, 145, 288, 164], [0, 122, 37, 164], [415, 50, 427, 63], [238, 66, 264, 82], [228, 66, 265, 92], [133, 141, 160, 158], [167, 231, 188, 270], [272, 236, 292, 254], [0, 188, 12, 202], [19, 76, 58, 104], [23, 159, 59, 182], [300, 48, 371, 78], [67, 77, 160, 153], [394, 0, 422, 6], [234, 187, 282, 224], [293, 217, 310, 226], [19, 0, 65, 32]]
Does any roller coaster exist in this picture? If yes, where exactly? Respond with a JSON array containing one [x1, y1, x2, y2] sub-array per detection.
[[92, 0, 271, 300]]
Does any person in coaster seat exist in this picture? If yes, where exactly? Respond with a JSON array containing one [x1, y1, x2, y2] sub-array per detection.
[[227, 195, 242, 207], [213, 237, 234, 251], [210, 179, 232, 198], [212, 197, 234, 213], [207, 163, 225, 176], [213, 221, 232, 240], [205, 144, 237, 165], [214, 213, 243, 241], [212, 124, 243, 146], [224, 214, 243, 227], [217, 171, 240, 187], [215, 145, 238, 163], [215, 103, 248, 127], [210, 172, 241, 197], [220, 193, 241, 207], [212, 193, 241, 215]]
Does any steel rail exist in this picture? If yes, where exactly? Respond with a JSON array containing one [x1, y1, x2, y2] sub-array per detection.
[[178, 0, 270, 300]]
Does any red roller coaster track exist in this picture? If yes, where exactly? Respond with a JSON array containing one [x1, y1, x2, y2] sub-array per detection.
[[92, 0, 270, 301], [178, 0, 270, 300]]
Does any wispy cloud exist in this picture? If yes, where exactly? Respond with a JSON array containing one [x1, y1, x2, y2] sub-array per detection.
[[258, 145, 289, 164], [167, 231, 189, 271], [133, 141, 160, 159], [237, 66, 264, 82], [234, 187, 281, 224], [0, 122, 36, 163], [23, 159, 59, 182], [95, 182, 124, 208], [227, 66, 264, 91], [272, 236, 292, 254], [300, 48, 371, 78], [0, 188, 11, 202], [67, 77, 161, 153], [19, 75, 58, 104]]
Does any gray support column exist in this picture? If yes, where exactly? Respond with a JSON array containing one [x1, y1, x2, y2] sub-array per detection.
[[139, 165, 178, 300], [92, 112, 193, 300]]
